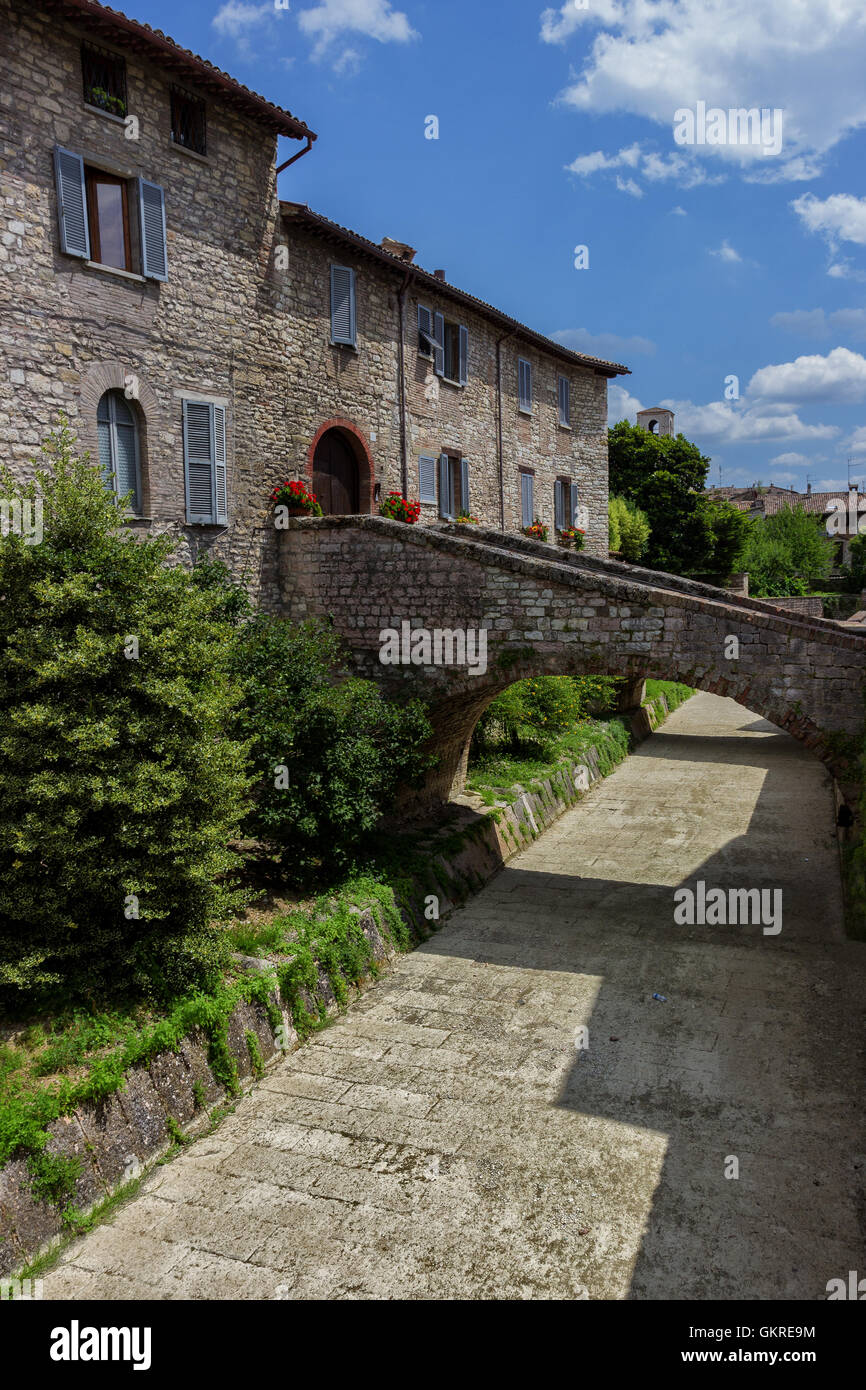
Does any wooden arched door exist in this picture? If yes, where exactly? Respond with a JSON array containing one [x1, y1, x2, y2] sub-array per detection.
[[312, 429, 359, 515]]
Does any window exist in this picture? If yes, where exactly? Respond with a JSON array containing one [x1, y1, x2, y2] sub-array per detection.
[[97, 390, 141, 513], [85, 168, 131, 271], [418, 454, 437, 504], [558, 376, 570, 427], [81, 42, 128, 118], [183, 399, 227, 525], [170, 86, 207, 156], [520, 470, 534, 528], [518, 358, 532, 413], [418, 305, 468, 385], [330, 265, 356, 345], [438, 453, 470, 519], [554, 478, 579, 531], [53, 147, 168, 281]]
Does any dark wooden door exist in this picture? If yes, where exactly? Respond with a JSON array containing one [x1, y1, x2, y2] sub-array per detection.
[[313, 431, 359, 514]]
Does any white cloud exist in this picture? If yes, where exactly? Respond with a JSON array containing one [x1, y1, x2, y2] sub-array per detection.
[[671, 205, 687, 216], [792, 193, 866, 249], [552, 329, 655, 359], [616, 175, 644, 198], [748, 347, 866, 404], [544, 0, 866, 180], [565, 140, 719, 194], [297, 0, 418, 61], [771, 308, 866, 339], [663, 399, 839, 445], [608, 383, 644, 425], [769, 452, 812, 468], [212, 1, 276, 51], [710, 240, 742, 263]]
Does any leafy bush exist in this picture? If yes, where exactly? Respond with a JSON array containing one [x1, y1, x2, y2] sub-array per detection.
[[473, 675, 619, 757], [0, 426, 251, 1008], [609, 495, 651, 562], [738, 506, 835, 596], [233, 616, 434, 882]]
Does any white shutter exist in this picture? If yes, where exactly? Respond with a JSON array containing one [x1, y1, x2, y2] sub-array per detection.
[[458, 326, 469, 386], [330, 265, 356, 345], [433, 312, 445, 377], [214, 404, 227, 523], [438, 452, 452, 518], [138, 179, 167, 281], [520, 472, 534, 528], [570, 482, 579, 528], [54, 147, 90, 258], [184, 400, 215, 524], [418, 454, 437, 503], [554, 479, 565, 531], [418, 304, 434, 354], [460, 458, 469, 513], [558, 376, 570, 426]]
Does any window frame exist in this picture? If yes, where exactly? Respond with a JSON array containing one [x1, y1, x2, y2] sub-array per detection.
[[170, 86, 207, 157], [85, 166, 132, 272], [519, 468, 535, 528], [558, 375, 571, 428], [81, 41, 128, 119], [97, 388, 142, 515], [518, 357, 533, 414]]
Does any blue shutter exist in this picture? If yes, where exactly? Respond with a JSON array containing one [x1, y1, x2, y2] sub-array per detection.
[[184, 400, 215, 524], [518, 359, 532, 412], [112, 394, 139, 513], [214, 404, 227, 523], [458, 326, 469, 386], [418, 304, 433, 354], [520, 472, 534, 528], [330, 265, 356, 344], [419, 454, 437, 503], [54, 147, 90, 258], [558, 376, 570, 426], [554, 479, 565, 531], [433, 312, 445, 376], [460, 458, 470, 513], [570, 482, 579, 528], [438, 452, 451, 518], [138, 179, 167, 281]]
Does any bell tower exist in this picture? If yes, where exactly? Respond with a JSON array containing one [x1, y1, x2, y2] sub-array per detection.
[[637, 407, 675, 437]]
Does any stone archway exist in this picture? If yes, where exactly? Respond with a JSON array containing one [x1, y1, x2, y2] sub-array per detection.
[[306, 418, 373, 515]]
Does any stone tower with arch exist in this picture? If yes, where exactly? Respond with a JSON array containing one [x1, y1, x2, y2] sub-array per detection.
[[637, 407, 675, 437]]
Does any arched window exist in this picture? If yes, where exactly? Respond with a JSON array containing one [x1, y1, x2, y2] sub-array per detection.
[[648, 418, 658, 433], [97, 389, 141, 513]]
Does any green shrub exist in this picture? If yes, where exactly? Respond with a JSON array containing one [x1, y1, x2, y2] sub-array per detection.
[[473, 675, 620, 756], [739, 506, 835, 596], [609, 495, 651, 563], [233, 615, 434, 883], [0, 426, 251, 1009]]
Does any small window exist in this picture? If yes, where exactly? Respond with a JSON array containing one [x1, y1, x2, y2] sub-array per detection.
[[81, 42, 128, 118], [520, 470, 534, 528], [419, 454, 437, 504], [170, 86, 207, 156], [554, 477, 578, 531], [421, 306, 468, 385], [85, 167, 131, 272], [438, 453, 470, 518], [558, 376, 570, 427], [330, 265, 356, 346], [97, 389, 141, 514], [518, 358, 532, 413], [183, 399, 227, 525]]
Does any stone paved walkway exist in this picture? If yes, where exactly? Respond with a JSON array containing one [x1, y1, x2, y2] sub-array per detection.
[[43, 693, 865, 1300]]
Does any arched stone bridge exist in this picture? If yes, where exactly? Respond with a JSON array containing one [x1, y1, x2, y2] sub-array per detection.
[[278, 516, 866, 808]]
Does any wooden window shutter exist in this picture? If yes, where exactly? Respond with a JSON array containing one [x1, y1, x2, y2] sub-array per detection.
[[54, 147, 90, 258], [520, 472, 534, 528], [184, 400, 216, 524], [418, 454, 437, 503], [214, 404, 227, 523], [554, 479, 565, 531], [138, 178, 167, 281], [570, 481, 579, 528], [519, 358, 532, 411], [433, 312, 445, 376], [458, 326, 469, 386], [438, 452, 452, 518], [330, 265, 356, 345], [460, 458, 470, 512], [558, 376, 570, 426]]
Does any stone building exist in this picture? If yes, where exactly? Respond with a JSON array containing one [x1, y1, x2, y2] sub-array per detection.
[[1, 0, 629, 606]]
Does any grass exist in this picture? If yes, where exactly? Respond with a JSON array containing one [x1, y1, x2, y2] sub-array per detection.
[[644, 679, 694, 713]]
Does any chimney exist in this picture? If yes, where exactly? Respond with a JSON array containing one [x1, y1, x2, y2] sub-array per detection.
[[380, 237, 416, 263], [434, 268, 446, 281]]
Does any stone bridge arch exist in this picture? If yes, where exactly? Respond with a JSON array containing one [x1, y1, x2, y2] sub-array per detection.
[[278, 516, 866, 809]]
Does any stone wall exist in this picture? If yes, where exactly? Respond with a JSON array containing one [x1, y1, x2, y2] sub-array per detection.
[[765, 596, 824, 619]]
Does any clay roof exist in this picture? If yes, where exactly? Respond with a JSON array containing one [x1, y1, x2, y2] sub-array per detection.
[[706, 486, 866, 516], [38, 0, 316, 141], [280, 202, 630, 378]]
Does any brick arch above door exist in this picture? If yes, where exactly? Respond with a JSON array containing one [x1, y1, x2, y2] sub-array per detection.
[[305, 418, 374, 515]]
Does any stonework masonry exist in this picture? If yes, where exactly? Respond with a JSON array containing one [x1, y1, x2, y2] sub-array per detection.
[[0, 0, 626, 608]]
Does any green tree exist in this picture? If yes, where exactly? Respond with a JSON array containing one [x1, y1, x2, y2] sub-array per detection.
[[233, 616, 434, 883], [608, 420, 748, 577], [609, 495, 651, 562], [739, 506, 835, 596], [0, 426, 251, 1008]]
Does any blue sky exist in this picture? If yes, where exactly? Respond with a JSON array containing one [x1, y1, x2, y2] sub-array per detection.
[[138, 0, 866, 491]]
